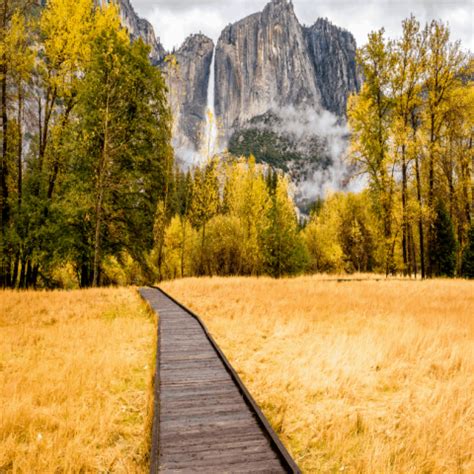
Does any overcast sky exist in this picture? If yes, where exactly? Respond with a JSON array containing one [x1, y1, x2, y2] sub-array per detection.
[[132, 0, 473, 52]]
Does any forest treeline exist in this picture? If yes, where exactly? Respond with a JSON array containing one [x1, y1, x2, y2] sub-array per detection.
[[0, 1, 473, 288]]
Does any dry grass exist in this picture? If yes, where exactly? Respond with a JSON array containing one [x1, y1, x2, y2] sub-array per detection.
[[0, 288, 155, 473], [162, 276, 474, 473]]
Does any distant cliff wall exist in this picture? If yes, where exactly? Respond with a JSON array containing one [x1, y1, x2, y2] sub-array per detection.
[[117, 0, 166, 64]]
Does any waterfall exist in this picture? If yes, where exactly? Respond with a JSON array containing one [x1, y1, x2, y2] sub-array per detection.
[[202, 47, 218, 161]]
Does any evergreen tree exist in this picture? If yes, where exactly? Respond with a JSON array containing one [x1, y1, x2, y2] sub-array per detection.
[[430, 201, 457, 277], [461, 225, 474, 278], [262, 175, 307, 277], [69, 5, 172, 286]]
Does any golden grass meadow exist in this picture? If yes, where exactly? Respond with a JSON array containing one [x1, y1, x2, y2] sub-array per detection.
[[1, 277, 473, 473], [0, 288, 155, 473], [162, 276, 474, 473]]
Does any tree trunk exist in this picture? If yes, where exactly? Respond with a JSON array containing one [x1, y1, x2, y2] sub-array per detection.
[[180, 218, 186, 278], [409, 224, 418, 278], [25, 258, 31, 287], [92, 186, 104, 287], [92, 92, 110, 287], [31, 263, 38, 288], [412, 113, 425, 278], [199, 223, 206, 276], [19, 255, 26, 288], [47, 101, 73, 200], [401, 145, 409, 275], [427, 114, 436, 277], [0, 39, 9, 287], [17, 87, 23, 208], [11, 251, 19, 287], [38, 86, 57, 177]]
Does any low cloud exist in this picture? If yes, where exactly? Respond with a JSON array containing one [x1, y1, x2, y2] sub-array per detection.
[[262, 106, 361, 201]]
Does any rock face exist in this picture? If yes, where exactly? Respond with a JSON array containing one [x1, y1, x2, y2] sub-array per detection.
[[210, 0, 359, 202], [304, 19, 361, 116], [215, 0, 321, 137], [161, 35, 214, 160], [117, 0, 166, 64], [123, 0, 361, 197]]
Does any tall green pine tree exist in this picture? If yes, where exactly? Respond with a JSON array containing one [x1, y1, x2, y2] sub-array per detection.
[[461, 225, 474, 278], [430, 201, 457, 277]]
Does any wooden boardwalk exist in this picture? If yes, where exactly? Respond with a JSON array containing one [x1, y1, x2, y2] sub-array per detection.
[[139, 287, 300, 474]]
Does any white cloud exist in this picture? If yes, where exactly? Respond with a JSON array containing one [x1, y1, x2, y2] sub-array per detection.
[[132, 0, 473, 52], [298, 1, 473, 51], [148, 6, 226, 48]]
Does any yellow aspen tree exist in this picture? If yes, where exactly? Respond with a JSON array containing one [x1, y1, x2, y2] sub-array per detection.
[[391, 15, 426, 276], [223, 155, 271, 274], [423, 20, 466, 276], [439, 68, 474, 268], [37, 0, 94, 188], [303, 194, 344, 273], [189, 158, 219, 275], [348, 29, 397, 275], [3, 10, 34, 286]]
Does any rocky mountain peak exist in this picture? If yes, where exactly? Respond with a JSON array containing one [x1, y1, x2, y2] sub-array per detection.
[[262, 0, 295, 18], [215, 0, 320, 137], [178, 33, 214, 56], [304, 18, 361, 116], [155, 0, 361, 198]]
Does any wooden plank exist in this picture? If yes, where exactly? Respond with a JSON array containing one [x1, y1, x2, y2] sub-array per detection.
[[160, 413, 257, 430], [160, 433, 268, 450], [159, 426, 268, 446], [159, 383, 239, 394], [159, 402, 254, 418], [161, 395, 244, 408], [161, 440, 272, 457], [159, 452, 283, 470]]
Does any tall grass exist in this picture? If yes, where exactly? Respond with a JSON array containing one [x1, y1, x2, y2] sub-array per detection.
[[0, 288, 155, 473], [162, 276, 474, 473]]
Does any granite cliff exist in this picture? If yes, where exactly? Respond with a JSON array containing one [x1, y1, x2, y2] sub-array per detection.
[[116, 0, 166, 64], [304, 18, 361, 116], [167, 0, 360, 182], [215, 0, 321, 137], [122, 0, 361, 198]]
